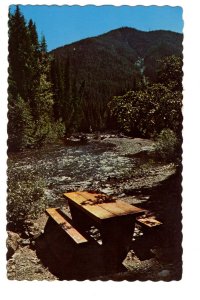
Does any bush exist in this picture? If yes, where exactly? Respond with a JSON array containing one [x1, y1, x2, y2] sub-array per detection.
[[154, 129, 181, 162], [8, 95, 35, 151], [47, 120, 65, 141], [7, 170, 48, 232], [108, 83, 182, 138]]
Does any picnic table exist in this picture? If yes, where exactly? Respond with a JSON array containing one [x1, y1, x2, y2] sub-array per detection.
[[63, 191, 147, 270]]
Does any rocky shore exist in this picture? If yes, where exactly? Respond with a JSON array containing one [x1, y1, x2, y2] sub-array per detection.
[[7, 134, 182, 280]]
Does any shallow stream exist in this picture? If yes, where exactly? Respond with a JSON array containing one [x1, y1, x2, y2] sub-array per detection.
[[8, 141, 142, 205]]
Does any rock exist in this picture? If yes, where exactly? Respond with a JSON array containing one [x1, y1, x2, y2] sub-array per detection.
[[6, 231, 21, 260], [158, 269, 170, 277], [30, 240, 36, 248], [24, 220, 33, 226], [35, 268, 43, 274], [80, 134, 88, 143], [32, 232, 43, 240], [10, 264, 16, 270], [29, 231, 35, 237], [24, 230, 31, 238], [117, 193, 126, 197], [33, 222, 39, 229], [21, 239, 31, 246], [100, 186, 115, 195]]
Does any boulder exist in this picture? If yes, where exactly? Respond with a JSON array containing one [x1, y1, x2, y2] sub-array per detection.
[[6, 231, 21, 260], [158, 269, 171, 278]]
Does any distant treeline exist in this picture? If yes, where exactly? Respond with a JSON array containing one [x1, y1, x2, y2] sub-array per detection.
[[8, 6, 183, 151]]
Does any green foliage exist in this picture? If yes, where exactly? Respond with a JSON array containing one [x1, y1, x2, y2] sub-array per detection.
[[8, 95, 34, 151], [156, 55, 183, 91], [48, 120, 65, 140], [8, 6, 63, 151], [50, 57, 65, 121], [33, 73, 54, 144], [154, 129, 181, 162], [109, 83, 182, 138], [8, 5, 30, 101], [7, 170, 48, 231], [51, 55, 85, 134]]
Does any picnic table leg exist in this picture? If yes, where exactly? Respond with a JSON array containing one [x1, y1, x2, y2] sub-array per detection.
[[68, 202, 92, 231], [101, 216, 135, 272]]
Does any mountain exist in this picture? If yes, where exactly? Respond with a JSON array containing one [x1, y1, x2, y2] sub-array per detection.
[[50, 27, 183, 130]]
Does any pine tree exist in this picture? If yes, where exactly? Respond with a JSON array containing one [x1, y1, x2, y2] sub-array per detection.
[[31, 35, 55, 144], [8, 6, 35, 150], [8, 6, 57, 150], [28, 19, 39, 52], [33, 73, 54, 143], [70, 76, 83, 131], [27, 19, 41, 117], [50, 57, 65, 121], [40, 35, 47, 53], [8, 6, 31, 101], [62, 56, 73, 135], [8, 95, 34, 151]]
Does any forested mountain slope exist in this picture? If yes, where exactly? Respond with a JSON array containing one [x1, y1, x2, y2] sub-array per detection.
[[50, 27, 183, 130]]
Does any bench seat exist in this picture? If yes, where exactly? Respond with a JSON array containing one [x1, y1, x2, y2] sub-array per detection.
[[45, 207, 88, 245], [136, 215, 162, 229]]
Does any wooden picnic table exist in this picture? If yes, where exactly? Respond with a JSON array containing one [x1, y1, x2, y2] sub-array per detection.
[[63, 191, 147, 270]]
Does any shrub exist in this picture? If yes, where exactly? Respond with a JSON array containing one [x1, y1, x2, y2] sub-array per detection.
[[47, 120, 65, 141], [154, 129, 181, 162], [108, 83, 182, 138], [7, 170, 48, 232], [8, 95, 35, 151]]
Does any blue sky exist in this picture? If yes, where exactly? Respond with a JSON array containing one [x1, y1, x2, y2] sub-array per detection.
[[10, 5, 183, 51]]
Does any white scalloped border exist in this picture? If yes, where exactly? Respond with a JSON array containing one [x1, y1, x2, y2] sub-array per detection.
[[0, 0, 199, 299]]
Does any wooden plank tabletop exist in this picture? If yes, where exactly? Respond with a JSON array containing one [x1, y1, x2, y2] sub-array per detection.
[[63, 191, 146, 221]]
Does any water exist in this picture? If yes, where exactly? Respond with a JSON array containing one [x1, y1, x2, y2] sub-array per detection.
[[8, 142, 138, 204]]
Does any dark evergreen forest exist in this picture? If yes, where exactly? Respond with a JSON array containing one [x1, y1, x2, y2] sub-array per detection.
[[8, 6, 63, 151], [8, 6, 183, 152]]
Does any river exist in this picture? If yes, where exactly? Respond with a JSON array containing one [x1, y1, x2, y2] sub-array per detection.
[[8, 138, 139, 205], [7, 136, 176, 208]]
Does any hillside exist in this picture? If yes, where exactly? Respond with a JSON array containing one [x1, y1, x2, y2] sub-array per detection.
[[50, 27, 183, 130]]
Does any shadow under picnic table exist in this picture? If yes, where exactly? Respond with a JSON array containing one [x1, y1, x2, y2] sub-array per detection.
[[35, 229, 127, 280]]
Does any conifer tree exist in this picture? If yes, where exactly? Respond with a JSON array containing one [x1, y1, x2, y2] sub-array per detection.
[[28, 19, 39, 52], [62, 57, 74, 134], [32, 34, 55, 144], [8, 5, 30, 101], [27, 19, 41, 116], [8, 95, 34, 150], [8, 6, 57, 150], [8, 6, 34, 150], [50, 57, 65, 121]]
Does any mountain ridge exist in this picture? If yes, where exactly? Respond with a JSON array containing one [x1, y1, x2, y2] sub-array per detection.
[[50, 27, 182, 76], [50, 26, 182, 52]]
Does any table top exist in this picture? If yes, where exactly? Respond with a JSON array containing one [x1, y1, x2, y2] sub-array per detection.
[[63, 191, 146, 222]]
